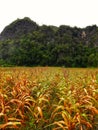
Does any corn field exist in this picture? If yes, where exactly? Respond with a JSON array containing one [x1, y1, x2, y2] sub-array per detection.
[[0, 67, 98, 130]]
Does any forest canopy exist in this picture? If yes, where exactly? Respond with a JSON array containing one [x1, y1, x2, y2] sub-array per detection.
[[0, 17, 98, 67]]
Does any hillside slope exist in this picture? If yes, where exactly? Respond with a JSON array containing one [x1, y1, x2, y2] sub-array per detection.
[[0, 17, 98, 67]]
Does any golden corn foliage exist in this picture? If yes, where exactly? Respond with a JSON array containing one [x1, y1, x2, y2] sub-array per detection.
[[0, 67, 98, 130]]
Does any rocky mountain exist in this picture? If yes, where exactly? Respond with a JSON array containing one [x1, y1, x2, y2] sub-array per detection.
[[0, 17, 39, 40], [0, 17, 98, 67], [0, 17, 98, 47]]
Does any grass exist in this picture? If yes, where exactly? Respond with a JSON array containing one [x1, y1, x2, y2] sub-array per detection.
[[0, 67, 98, 130]]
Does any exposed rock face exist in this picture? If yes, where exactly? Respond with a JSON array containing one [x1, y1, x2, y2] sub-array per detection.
[[0, 17, 39, 40], [81, 31, 86, 38], [0, 17, 98, 47], [0, 17, 97, 67]]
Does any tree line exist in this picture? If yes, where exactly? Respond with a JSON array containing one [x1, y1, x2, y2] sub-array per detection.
[[0, 17, 98, 67]]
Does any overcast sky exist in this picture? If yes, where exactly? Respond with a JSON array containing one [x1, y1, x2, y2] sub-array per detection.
[[0, 0, 98, 32]]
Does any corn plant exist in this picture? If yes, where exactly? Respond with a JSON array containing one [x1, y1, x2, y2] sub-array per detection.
[[0, 67, 97, 130]]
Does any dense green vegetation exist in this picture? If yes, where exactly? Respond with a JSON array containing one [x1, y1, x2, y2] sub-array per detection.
[[0, 17, 98, 67]]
